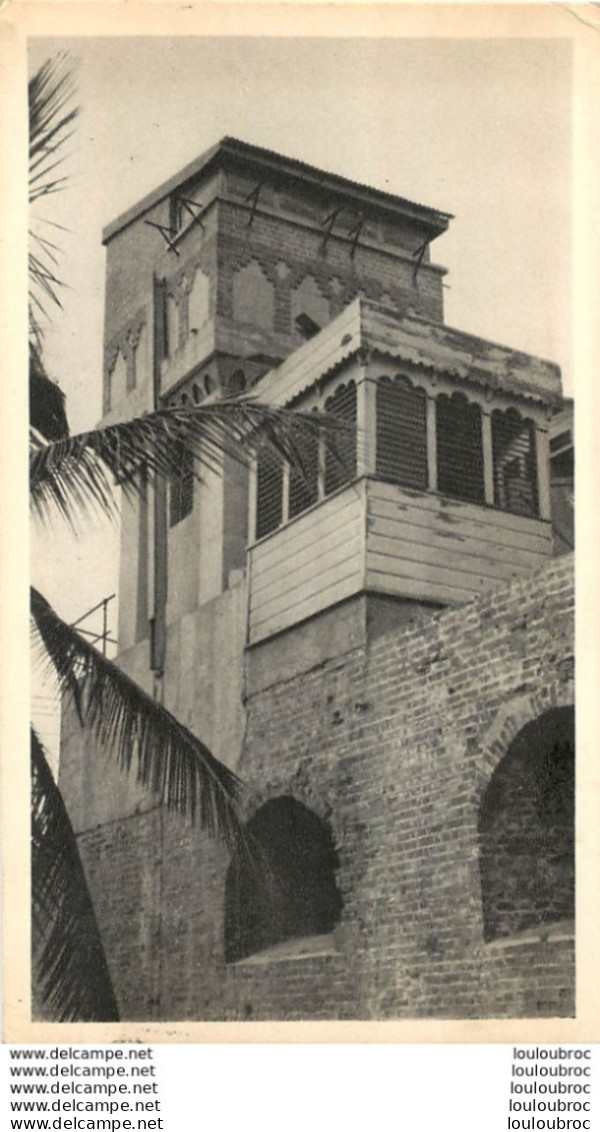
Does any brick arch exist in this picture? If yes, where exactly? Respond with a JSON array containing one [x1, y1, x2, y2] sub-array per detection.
[[476, 689, 575, 789], [242, 780, 333, 826]]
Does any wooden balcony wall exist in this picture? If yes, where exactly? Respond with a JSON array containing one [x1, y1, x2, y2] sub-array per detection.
[[365, 479, 553, 607], [248, 483, 366, 645], [247, 478, 553, 645]]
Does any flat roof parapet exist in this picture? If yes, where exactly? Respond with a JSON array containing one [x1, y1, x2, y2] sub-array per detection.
[[102, 136, 452, 245]]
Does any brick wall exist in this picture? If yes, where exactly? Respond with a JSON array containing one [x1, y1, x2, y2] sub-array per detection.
[[216, 200, 444, 340], [74, 554, 575, 1021]]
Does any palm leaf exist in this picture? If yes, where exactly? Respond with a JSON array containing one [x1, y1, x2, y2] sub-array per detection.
[[29, 53, 78, 342], [30, 398, 350, 527], [31, 728, 120, 1022], [30, 588, 245, 846], [29, 341, 69, 441]]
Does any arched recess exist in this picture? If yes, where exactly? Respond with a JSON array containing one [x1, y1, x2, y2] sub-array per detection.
[[108, 350, 127, 408], [478, 705, 574, 942], [224, 796, 343, 963], [188, 268, 210, 334], [232, 261, 275, 331], [166, 294, 180, 357], [291, 275, 329, 335], [132, 324, 148, 391]]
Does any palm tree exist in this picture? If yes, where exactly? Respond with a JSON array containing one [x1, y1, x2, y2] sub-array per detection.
[[29, 56, 345, 1021]]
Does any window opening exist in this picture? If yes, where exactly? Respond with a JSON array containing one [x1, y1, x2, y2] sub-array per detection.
[[169, 446, 194, 527], [255, 450, 284, 540], [225, 797, 343, 963], [324, 381, 357, 495], [436, 392, 485, 505], [492, 408, 539, 518], [376, 376, 428, 490], [288, 426, 319, 520]]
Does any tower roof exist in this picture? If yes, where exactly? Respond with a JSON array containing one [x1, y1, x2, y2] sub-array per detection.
[[103, 136, 452, 245]]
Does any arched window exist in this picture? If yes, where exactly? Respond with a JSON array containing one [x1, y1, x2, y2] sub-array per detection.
[[436, 391, 485, 505], [492, 407, 539, 518], [225, 797, 343, 963], [232, 262, 275, 331], [478, 706, 574, 942], [376, 375, 428, 490], [324, 381, 357, 496]]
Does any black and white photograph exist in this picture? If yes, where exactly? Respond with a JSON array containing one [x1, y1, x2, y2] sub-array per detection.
[[4, 2, 598, 1044]]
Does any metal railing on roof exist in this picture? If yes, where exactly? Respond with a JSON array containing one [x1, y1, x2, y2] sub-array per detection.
[[70, 594, 117, 657]]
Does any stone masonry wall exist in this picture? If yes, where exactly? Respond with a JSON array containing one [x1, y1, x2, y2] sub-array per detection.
[[73, 554, 574, 1021]]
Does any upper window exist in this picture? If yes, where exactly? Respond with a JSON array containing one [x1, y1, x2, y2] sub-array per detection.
[[492, 408, 538, 518], [288, 423, 319, 520], [376, 376, 428, 490], [324, 382, 357, 496], [436, 391, 485, 505], [255, 449, 284, 540], [169, 447, 194, 527]]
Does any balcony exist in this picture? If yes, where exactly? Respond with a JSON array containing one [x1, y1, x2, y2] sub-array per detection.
[[247, 478, 553, 646]]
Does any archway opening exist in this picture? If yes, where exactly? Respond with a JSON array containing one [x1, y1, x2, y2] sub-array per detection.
[[478, 706, 574, 942], [225, 796, 343, 963]]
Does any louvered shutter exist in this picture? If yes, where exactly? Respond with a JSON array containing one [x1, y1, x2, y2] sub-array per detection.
[[436, 393, 485, 505], [256, 450, 284, 539], [324, 381, 357, 495], [492, 409, 539, 518], [376, 376, 428, 490], [170, 446, 194, 526], [288, 427, 319, 519]]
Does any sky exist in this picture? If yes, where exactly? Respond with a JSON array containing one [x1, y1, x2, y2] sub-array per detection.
[[28, 34, 573, 749]]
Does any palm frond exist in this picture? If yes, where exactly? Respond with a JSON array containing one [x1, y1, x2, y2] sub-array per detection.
[[30, 588, 245, 847], [29, 53, 78, 341], [31, 728, 120, 1022], [29, 341, 70, 441], [29, 54, 78, 194], [30, 398, 350, 527]]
